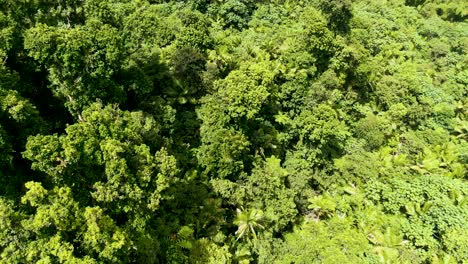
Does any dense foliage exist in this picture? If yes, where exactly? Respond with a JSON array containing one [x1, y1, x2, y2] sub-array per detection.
[[0, 0, 467, 263]]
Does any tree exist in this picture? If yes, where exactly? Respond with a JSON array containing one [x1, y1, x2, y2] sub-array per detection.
[[212, 157, 297, 232], [318, 0, 353, 34], [20, 103, 179, 261], [234, 208, 264, 241], [24, 21, 125, 116]]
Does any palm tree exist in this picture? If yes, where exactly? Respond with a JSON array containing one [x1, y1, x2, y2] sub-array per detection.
[[234, 208, 264, 241]]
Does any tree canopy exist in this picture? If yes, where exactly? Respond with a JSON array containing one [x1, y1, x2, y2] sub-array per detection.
[[0, 0, 467, 263]]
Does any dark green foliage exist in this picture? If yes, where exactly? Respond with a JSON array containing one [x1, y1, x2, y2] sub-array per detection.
[[24, 22, 126, 115], [318, 0, 353, 34]]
